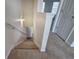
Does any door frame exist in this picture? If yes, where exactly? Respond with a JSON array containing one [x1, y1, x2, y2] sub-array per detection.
[[40, 0, 64, 52], [52, 0, 65, 32]]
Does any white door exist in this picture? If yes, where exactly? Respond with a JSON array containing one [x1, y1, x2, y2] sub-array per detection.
[[55, 0, 74, 40]]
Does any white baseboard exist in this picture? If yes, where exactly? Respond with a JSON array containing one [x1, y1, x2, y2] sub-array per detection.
[[40, 48, 46, 52], [6, 45, 15, 59]]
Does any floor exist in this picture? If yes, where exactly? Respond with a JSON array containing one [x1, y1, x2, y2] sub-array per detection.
[[47, 32, 74, 59], [8, 33, 74, 59], [15, 40, 38, 49], [8, 39, 49, 59]]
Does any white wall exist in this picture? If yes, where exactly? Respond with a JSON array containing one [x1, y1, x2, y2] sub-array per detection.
[[5, 26, 22, 59], [33, 0, 46, 49], [22, 0, 34, 27], [5, 0, 23, 58], [5, 0, 21, 24], [41, 13, 54, 51]]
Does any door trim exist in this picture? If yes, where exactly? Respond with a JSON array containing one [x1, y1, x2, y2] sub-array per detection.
[[52, 0, 65, 32]]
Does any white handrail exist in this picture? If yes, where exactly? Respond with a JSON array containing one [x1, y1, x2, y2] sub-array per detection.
[[6, 23, 26, 35]]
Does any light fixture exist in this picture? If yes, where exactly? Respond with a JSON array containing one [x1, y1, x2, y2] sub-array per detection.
[[17, 15, 24, 27], [16, 2, 24, 28]]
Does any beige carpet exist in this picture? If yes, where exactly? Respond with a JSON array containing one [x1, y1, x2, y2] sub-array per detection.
[[47, 32, 74, 59], [8, 33, 74, 59], [15, 40, 38, 49], [8, 49, 48, 59], [8, 40, 49, 59]]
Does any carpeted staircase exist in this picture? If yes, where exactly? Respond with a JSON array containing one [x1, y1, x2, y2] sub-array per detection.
[[8, 33, 74, 59], [8, 39, 49, 59]]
